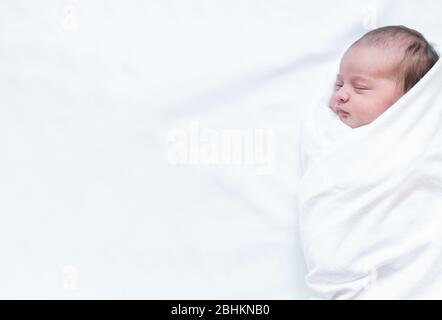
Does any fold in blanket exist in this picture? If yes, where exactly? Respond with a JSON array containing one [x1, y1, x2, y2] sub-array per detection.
[[297, 58, 442, 299]]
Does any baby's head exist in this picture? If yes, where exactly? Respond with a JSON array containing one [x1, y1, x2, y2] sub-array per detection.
[[330, 25, 439, 128]]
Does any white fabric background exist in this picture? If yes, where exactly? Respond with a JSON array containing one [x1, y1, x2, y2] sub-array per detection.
[[0, 0, 441, 299]]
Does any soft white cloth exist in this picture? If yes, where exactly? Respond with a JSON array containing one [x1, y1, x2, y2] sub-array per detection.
[[297, 57, 442, 299]]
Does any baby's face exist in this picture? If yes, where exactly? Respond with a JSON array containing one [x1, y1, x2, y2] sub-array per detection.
[[329, 44, 403, 128]]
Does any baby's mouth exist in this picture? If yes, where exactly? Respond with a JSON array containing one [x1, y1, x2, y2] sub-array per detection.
[[335, 107, 350, 117]]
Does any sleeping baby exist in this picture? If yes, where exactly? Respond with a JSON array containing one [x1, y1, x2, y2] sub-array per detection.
[[330, 25, 439, 128], [298, 25, 442, 299]]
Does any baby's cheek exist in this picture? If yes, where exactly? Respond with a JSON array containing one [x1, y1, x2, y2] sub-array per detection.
[[328, 95, 334, 106], [358, 100, 379, 119], [328, 95, 337, 111]]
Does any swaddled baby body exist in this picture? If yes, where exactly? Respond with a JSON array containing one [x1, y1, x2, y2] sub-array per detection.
[[330, 26, 438, 128], [297, 26, 442, 299]]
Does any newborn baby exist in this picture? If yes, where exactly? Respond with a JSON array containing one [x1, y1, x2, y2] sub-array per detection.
[[330, 25, 439, 128], [298, 26, 442, 299]]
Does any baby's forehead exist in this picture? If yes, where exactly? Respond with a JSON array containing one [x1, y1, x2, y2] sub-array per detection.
[[340, 45, 400, 79]]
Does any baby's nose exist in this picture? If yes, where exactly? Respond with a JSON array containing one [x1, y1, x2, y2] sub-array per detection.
[[337, 90, 350, 102]]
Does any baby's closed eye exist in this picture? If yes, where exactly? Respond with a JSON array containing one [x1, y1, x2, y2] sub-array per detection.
[[353, 82, 372, 92], [334, 82, 343, 90]]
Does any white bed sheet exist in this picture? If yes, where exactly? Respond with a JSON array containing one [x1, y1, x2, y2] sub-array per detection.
[[0, 0, 441, 299]]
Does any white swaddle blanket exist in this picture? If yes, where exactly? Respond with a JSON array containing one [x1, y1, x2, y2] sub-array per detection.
[[297, 57, 442, 299]]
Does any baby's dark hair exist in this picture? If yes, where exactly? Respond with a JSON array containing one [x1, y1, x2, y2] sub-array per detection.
[[351, 25, 439, 94]]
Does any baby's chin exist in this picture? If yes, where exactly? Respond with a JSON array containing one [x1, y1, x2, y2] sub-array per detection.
[[338, 113, 361, 129]]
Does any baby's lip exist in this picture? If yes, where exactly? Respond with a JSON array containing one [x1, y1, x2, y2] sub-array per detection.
[[336, 107, 350, 116]]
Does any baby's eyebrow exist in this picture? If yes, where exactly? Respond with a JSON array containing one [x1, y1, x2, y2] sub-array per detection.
[[337, 74, 373, 83], [351, 76, 372, 82]]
